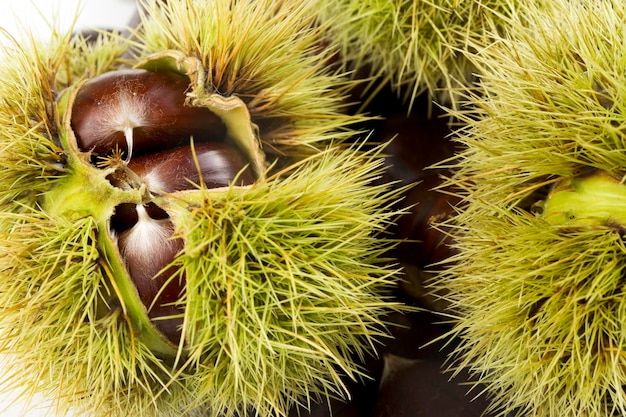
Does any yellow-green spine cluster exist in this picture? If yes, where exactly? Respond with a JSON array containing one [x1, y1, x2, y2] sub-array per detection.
[[307, 0, 519, 108], [435, 1, 626, 416]]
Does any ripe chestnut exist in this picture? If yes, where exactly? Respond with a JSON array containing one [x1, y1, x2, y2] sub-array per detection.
[[116, 203, 185, 344], [71, 69, 227, 158], [127, 141, 255, 193], [108, 140, 255, 344]]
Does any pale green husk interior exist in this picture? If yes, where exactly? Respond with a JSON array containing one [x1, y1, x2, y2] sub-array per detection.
[[540, 172, 626, 228]]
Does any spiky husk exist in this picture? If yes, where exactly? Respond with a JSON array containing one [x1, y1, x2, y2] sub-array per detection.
[[135, 0, 369, 159], [434, 1, 626, 416], [0, 1, 408, 416], [163, 145, 404, 416], [0, 30, 125, 209], [0, 211, 184, 416], [1, 146, 404, 417], [305, 0, 517, 108]]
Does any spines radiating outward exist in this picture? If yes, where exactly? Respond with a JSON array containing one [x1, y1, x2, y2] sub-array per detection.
[[434, 1, 626, 416], [0, 1, 408, 416], [136, 0, 370, 159], [305, 0, 519, 108]]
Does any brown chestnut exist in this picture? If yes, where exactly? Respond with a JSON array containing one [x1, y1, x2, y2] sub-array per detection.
[[362, 89, 461, 310], [71, 69, 227, 158], [116, 203, 185, 344], [127, 141, 255, 193]]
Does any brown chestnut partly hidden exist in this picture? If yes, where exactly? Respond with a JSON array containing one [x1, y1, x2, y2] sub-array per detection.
[[109, 142, 255, 343], [127, 141, 256, 193], [115, 203, 185, 344], [71, 68, 228, 159]]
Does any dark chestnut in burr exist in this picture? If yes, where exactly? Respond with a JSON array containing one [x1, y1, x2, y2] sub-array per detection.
[[364, 91, 460, 310], [110, 202, 169, 234], [116, 203, 185, 344], [127, 141, 256, 193], [71, 69, 227, 158], [109, 140, 255, 345]]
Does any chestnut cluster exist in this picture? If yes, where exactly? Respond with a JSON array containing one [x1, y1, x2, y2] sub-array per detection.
[[71, 68, 255, 343]]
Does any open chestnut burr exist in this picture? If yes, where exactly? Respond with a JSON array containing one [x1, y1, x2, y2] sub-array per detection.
[[67, 64, 259, 345], [2, 2, 415, 416], [26, 37, 407, 417]]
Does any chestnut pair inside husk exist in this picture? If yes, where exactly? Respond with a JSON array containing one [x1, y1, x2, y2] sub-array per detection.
[[66, 61, 259, 345]]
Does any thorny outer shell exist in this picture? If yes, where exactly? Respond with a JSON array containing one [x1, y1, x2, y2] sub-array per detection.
[[434, 1, 626, 416], [0, 1, 410, 416]]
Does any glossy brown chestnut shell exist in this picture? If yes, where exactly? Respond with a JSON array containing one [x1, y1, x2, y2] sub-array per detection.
[[71, 68, 227, 158], [127, 141, 255, 193], [116, 204, 185, 344]]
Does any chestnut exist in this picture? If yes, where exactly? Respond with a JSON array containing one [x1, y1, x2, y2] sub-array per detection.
[[116, 203, 185, 344], [372, 354, 490, 417], [127, 141, 256, 193], [71, 69, 227, 158]]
